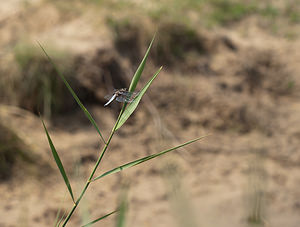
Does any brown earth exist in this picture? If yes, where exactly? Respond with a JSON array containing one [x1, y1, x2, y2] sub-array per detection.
[[0, 1, 300, 227]]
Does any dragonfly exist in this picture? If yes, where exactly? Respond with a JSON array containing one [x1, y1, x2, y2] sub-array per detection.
[[104, 88, 139, 107]]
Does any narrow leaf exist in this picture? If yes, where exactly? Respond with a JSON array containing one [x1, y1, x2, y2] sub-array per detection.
[[93, 135, 208, 181], [116, 187, 129, 227], [128, 34, 155, 92], [41, 118, 75, 203], [56, 209, 67, 227], [37, 42, 106, 144], [115, 66, 162, 130], [81, 210, 118, 227], [54, 208, 62, 227]]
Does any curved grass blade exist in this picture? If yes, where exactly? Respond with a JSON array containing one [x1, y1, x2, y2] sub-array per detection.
[[81, 210, 118, 227], [128, 34, 155, 93], [41, 118, 75, 203], [37, 42, 106, 144], [93, 135, 208, 182], [115, 66, 162, 131]]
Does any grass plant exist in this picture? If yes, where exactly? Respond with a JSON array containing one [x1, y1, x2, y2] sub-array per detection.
[[39, 36, 207, 226], [163, 163, 198, 227], [246, 151, 267, 227], [14, 42, 72, 119]]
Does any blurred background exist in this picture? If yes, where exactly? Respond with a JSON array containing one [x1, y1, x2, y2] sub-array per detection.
[[0, 0, 300, 226]]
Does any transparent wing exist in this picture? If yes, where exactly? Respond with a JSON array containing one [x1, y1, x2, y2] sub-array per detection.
[[115, 96, 128, 103], [104, 94, 113, 100], [120, 91, 139, 98], [116, 91, 139, 103], [115, 95, 133, 103], [104, 89, 139, 104], [104, 91, 116, 100]]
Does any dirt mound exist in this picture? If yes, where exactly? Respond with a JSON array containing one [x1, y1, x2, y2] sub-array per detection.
[[41, 21, 298, 140], [0, 105, 52, 181], [70, 21, 243, 108], [0, 123, 32, 180], [109, 20, 233, 73], [236, 49, 294, 96], [74, 48, 130, 104], [1, 18, 297, 155]]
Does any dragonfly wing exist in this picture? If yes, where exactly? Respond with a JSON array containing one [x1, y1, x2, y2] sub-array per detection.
[[104, 94, 116, 106], [116, 93, 138, 103], [105, 89, 139, 104], [116, 96, 128, 103], [131, 91, 139, 98], [123, 91, 139, 100], [118, 90, 137, 96], [126, 91, 139, 102], [104, 94, 112, 100]]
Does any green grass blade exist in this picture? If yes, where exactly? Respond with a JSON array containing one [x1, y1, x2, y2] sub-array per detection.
[[128, 34, 155, 92], [115, 66, 162, 131], [116, 186, 128, 227], [37, 42, 106, 144], [93, 135, 208, 182], [56, 209, 67, 227], [54, 208, 62, 227], [41, 118, 75, 203], [81, 210, 118, 227]]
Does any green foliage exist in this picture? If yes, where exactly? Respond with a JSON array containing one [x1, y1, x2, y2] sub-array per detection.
[[259, 4, 279, 18], [285, 3, 300, 23], [163, 163, 198, 227], [38, 42, 106, 144], [128, 35, 155, 92], [116, 185, 129, 227], [93, 136, 207, 182], [147, 0, 202, 24], [41, 118, 75, 203], [81, 210, 117, 227], [209, 0, 257, 25], [40, 36, 206, 226], [116, 66, 162, 130]]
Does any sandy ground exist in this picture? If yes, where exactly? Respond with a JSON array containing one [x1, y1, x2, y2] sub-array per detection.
[[0, 1, 300, 227]]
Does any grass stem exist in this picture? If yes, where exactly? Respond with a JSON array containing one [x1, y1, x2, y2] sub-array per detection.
[[61, 105, 126, 226]]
